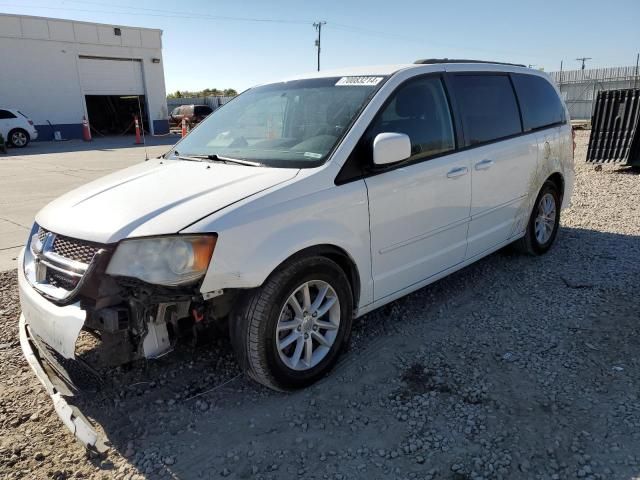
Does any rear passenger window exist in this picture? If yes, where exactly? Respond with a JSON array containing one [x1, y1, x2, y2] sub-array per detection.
[[369, 76, 455, 160], [451, 75, 521, 146], [512, 74, 565, 131], [0, 110, 17, 119], [194, 106, 212, 116]]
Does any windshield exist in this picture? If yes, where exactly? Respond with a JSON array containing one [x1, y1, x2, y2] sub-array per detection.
[[169, 76, 386, 168]]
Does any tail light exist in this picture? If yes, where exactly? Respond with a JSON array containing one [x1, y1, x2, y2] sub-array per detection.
[[28, 120, 34, 126], [572, 128, 576, 157]]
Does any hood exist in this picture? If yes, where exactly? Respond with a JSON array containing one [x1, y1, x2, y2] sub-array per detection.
[[36, 159, 299, 243]]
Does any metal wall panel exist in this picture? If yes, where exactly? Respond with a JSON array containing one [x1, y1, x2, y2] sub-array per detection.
[[586, 88, 640, 165]]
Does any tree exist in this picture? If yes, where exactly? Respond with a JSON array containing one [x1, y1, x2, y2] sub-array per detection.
[[167, 88, 237, 99]]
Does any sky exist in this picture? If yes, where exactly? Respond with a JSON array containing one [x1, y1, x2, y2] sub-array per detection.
[[1, 0, 639, 93]]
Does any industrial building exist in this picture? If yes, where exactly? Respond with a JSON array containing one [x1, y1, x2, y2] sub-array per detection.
[[0, 13, 169, 140]]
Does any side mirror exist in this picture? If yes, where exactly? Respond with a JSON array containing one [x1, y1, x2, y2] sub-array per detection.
[[373, 132, 411, 166]]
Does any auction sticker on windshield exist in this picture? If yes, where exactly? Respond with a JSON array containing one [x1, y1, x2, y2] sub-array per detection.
[[336, 76, 383, 86]]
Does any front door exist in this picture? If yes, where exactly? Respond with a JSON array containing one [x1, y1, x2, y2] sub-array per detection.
[[363, 75, 472, 301]]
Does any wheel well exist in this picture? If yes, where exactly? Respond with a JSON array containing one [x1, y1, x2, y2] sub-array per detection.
[[276, 245, 361, 308], [547, 172, 564, 200]]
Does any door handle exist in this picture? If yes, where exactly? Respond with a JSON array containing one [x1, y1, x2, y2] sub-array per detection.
[[474, 159, 494, 170], [446, 166, 469, 178]]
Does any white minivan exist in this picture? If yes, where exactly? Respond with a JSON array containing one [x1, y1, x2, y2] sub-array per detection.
[[18, 60, 573, 447]]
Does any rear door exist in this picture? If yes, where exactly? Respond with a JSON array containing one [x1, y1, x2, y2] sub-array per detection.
[[511, 73, 568, 213], [363, 75, 472, 300], [448, 73, 534, 259]]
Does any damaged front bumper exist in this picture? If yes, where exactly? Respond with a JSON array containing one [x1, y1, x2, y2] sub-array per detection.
[[18, 249, 107, 451], [19, 314, 108, 452]]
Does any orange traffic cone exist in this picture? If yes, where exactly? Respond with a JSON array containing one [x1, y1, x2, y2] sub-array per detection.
[[181, 118, 187, 138], [82, 116, 92, 142], [134, 115, 142, 144]]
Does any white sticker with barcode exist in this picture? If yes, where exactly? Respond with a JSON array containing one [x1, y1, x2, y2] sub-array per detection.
[[335, 76, 383, 86]]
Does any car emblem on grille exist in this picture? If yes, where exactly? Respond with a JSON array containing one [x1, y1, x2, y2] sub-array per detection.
[[42, 232, 56, 253], [34, 232, 56, 282]]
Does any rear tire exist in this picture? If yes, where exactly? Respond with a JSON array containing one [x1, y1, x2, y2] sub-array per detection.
[[230, 256, 353, 391], [514, 180, 561, 255], [8, 128, 29, 148]]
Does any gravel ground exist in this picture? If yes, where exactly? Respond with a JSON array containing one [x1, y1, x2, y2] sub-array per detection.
[[1, 130, 639, 480]]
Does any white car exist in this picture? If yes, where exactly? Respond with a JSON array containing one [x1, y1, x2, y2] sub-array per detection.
[[18, 60, 573, 448], [0, 108, 38, 147]]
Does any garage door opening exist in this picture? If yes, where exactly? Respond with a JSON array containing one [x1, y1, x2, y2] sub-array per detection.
[[85, 95, 149, 136]]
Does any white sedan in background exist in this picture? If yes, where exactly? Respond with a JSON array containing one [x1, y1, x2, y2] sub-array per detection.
[[0, 108, 38, 147]]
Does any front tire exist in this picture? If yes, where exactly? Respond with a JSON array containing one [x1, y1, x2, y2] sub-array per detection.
[[515, 180, 561, 255], [230, 256, 353, 391], [8, 128, 30, 148]]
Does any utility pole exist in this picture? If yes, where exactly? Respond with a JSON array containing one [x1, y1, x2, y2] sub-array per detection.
[[313, 21, 326, 72], [576, 57, 592, 70], [576, 57, 591, 81]]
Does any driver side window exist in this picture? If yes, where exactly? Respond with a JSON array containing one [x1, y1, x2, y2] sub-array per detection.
[[370, 76, 455, 161]]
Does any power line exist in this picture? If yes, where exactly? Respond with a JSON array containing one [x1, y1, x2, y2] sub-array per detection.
[[0, 2, 312, 24], [4, 1, 547, 64]]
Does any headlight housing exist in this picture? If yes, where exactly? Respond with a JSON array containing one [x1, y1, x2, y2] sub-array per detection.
[[106, 235, 217, 286]]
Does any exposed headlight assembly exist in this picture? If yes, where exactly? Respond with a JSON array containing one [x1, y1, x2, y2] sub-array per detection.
[[106, 235, 217, 286]]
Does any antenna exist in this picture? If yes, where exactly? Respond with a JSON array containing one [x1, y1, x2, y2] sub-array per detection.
[[136, 93, 149, 161], [128, 48, 149, 160]]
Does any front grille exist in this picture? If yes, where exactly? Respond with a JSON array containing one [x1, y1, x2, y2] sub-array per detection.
[[53, 235, 99, 264], [29, 227, 106, 301], [38, 227, 100, 264]]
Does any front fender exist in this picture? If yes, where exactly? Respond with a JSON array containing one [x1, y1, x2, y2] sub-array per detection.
[[191, 179, 373, 308]]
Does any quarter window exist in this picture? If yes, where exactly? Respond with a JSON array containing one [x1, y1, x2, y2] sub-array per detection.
[[368, 76, 455, 160], [512, 74, 565, 131], [451, 74, 521, 146]]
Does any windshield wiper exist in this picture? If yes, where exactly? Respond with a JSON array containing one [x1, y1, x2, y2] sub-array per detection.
[[180, 153, 262, 167], [176, 155, 206, 162]]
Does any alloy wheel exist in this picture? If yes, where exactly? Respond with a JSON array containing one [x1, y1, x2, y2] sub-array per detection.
[[11, 131, 27, 147], [276, 280, 341, 371], [534, 192, 556, 244]]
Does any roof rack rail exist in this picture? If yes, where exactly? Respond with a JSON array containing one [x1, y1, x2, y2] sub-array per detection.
[[414, 58, 527, 68]]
